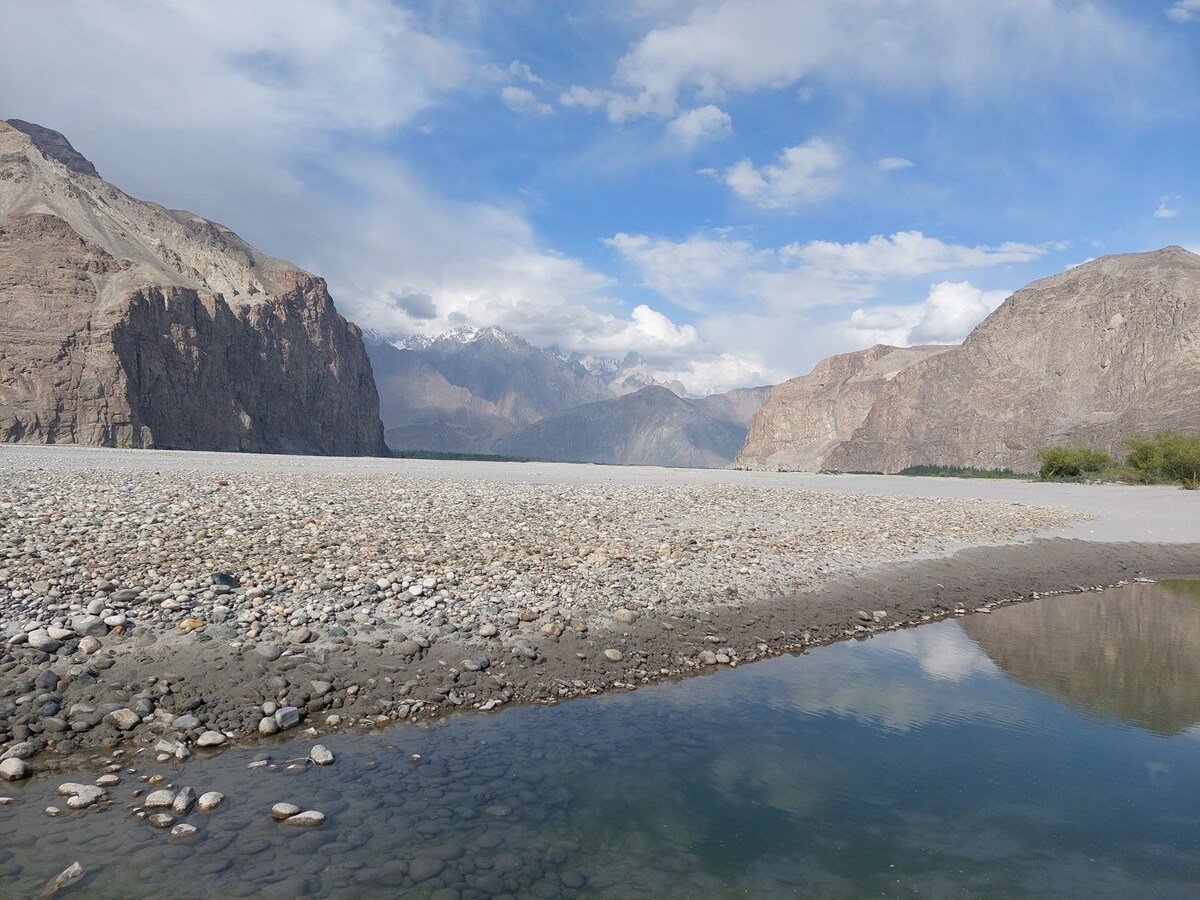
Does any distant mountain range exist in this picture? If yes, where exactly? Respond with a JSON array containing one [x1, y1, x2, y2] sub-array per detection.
[[367, 327, 768, 467]]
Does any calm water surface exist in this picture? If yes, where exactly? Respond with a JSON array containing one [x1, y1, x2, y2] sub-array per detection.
[[1, 580, 1198, 898]]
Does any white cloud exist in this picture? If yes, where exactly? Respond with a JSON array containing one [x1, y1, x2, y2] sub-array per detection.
[[580, 0, 1155, 124], [877, 156, 914, 171], [838, 281, 1009, 347], [501, 85, 554, 116], [782, 230, 1048, 278], [665, 105, 732, 148], [1167, 1, 1200, 23], [606, 232, 763, 311], [724, 138, 842, 208], [480, 59, 544, 85], [1154, 195, 1181, 218], [559, 85, 611, 109]]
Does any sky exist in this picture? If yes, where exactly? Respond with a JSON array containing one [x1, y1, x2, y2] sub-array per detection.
[[2, 1, 1198, 393]]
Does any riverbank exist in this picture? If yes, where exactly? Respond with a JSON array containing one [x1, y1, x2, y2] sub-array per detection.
[[1, 445, 1196, 776]]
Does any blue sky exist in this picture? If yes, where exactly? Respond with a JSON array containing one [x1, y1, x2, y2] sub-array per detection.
[[2, 1, 1198, 392]]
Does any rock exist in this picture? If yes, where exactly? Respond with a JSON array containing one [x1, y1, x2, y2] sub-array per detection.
[[169, 823, 199, 839], [65, 786, 105, 809], [35, 669, 59, 690], [196, 731, 226, 748], [274, 706, 301, 730], [1, 741, 38, 761], [77, 636, 102, 655], [271, 802, 300, 820], [171, 786, 197, 815], [70, 615, 107, 637], [26, 630, 61, 653], [171, 714, 201, 731], [258, 717, 280, 736], [856, 610, 873, 622], [872, 610, 888, 622], [197, 791, 224, 811], [291, 627, 314, 644], [613, 608, 639, 625], [95, 774, 120, 788], [256, 643, 283, 662], [477, 622, 498, 637], [106, 709, 140, 731], [309, 745, 334, 766], [408, 856, 447, 883], [281, 809, 325, 827], [37, 860, 83, 898], [0, 759, 31, 781], [0, 121, 385, 455], [143, 790, 175, 809], [397, 639, 422, 659], [603, 649, 623, 662], [110, 589, 139, 603], [148, 813, 176, 829], [698, 650, 718, 666]]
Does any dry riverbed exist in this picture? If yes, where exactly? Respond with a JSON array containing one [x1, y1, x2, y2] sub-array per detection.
[[1, 446, 1196, 781]]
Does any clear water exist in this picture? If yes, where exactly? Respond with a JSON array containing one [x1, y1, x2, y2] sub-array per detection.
[[1, 580, 1198, 898]]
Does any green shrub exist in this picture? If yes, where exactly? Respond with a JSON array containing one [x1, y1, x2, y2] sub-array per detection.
[[1036, 446, 1112, 479], [1127, 431, 1200, 488]]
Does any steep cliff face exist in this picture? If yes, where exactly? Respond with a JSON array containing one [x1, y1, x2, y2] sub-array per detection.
[[0, 120, 384, 454], [825, 247, 1200, 473], [734, 344, 950, 471], [496, 384, 760, 468]]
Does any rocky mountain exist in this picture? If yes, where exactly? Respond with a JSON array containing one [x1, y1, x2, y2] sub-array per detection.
[[0, 119, 384, 454], [734, 344, 951, 471], [496, 384, 768, 468], [738, 247, 1200, 473], [367, 328, 697, 454]]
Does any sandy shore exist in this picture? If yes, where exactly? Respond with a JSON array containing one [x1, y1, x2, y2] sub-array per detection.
[[1, 445, 1197, 775]]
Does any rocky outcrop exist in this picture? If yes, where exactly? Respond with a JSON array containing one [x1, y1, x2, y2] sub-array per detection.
[[737, 247, 1200, 473], [0, 120, 384, 454], [734, 344, 950, 471], [496, 384, 765, 468]]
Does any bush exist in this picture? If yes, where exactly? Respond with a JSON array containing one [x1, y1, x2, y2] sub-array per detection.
[[1036, 446, 1112, 480], [1127, 431, 1200, 488]]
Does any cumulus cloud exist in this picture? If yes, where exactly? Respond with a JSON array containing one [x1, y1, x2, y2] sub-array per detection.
[[782, 230, 1048, 278], [393, 291, 438, 320], [500, 85, 554, 116], [724, 138, 842, 208], [1167, 1, 1200, 23], [606, 231, 763, 310], [839, 281, 1009, 347], [665, 105, 732, 147], [877, 156, 914, 171]]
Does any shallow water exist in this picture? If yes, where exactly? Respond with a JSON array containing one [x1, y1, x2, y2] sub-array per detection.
[[2, 580, 1199, 898]]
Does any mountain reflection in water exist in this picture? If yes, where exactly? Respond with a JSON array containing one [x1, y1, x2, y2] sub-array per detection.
[[962, 579, 1200, 735]]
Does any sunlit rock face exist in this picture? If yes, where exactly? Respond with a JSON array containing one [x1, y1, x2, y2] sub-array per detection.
[[962, 582, 1200, 735], [739, 248, 1200, 473], [0, 120, 384, 455]]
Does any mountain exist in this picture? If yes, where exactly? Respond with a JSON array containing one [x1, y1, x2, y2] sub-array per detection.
[[737, 247, 1200, 473], [734, 344, 951, 471], [366, 327, 698, 453], [496, 384, 769, 468], [0, 120, 384, 454]]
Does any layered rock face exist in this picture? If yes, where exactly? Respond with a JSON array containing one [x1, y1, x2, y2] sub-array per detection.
[[0, 120, 384, 454], [734, 344, 950, 471], [738, 247, 1200, 473], [497, 384, 768, 468]]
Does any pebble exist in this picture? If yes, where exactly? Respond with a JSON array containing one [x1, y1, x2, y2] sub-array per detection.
[[197, 791, 224, 811], [143, 790, 175, 809], [281, 810, 326, 827], [196, 731, 227, 747], [309, 745, 334, 766], [170, 823, 199, 839], [271, 803, 301, 820], [171, 786, 198, 815], [0, 759, 31, 781], [0, 449, 1080, 770], [148, 813, 176, 829]]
